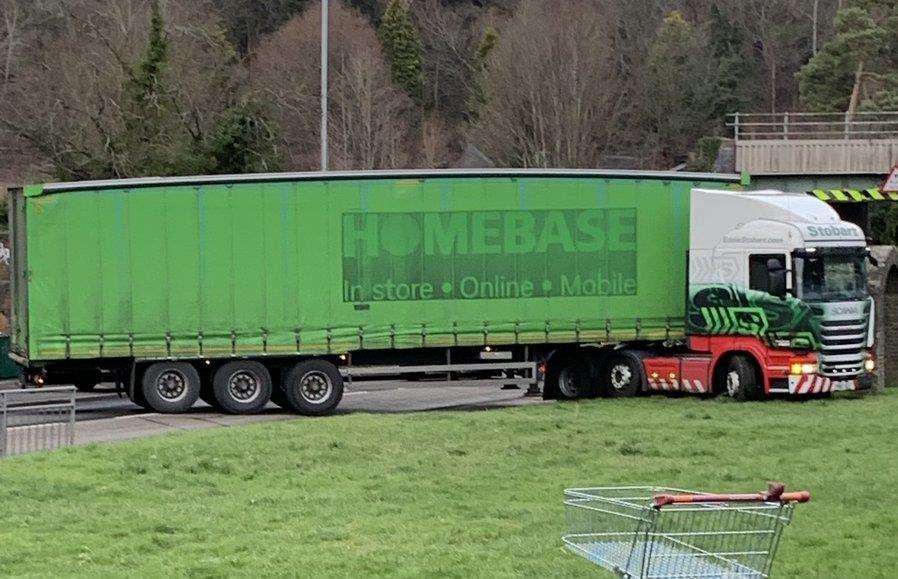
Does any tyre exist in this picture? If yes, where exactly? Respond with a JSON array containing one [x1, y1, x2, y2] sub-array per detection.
[[721, 354, 762, 401], [282, 360, 344, 416], [212, 361, 273, 415], [602, 354, 643, 398], [548, 358, 595, 400], [140, 362, 202, 413]]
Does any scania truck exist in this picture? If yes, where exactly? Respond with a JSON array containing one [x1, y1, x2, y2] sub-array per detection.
[[6, 169, 876, 415]]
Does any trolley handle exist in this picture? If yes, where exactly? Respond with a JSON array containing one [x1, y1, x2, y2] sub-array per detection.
[[653, 484, 810, 509]]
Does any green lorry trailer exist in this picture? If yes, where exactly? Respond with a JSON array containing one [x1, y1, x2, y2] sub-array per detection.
[[7, 169, 875, 414]]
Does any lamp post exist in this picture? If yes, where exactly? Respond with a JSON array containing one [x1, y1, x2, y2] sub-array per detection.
[[320, 0, 329, 171]]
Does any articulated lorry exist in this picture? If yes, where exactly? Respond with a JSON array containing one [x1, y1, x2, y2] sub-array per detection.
[[7, 169, 875, 415]]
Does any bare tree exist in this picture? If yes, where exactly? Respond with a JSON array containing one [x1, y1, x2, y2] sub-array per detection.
[[210, 0, 309, 57], [412, 0, 487, 121], [0, 2, 21, 85], [253, 2, 415, 170], [0, 0, 243, 179], [471, 0, 634, 168], [0, 0, 68, 88]]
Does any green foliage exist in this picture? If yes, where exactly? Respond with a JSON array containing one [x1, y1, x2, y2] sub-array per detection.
[[644, 12, 717, 164], [0, 392, 897, 575], [858, 73, 898, 111], [117, 0, 205, 177], [476, 26, 498, 64], [342, 0, 381, 24], [707, 5, 754, 120], [206, 102, 282, 174], [687, 136, 723, 172], [378, 0, 424, 102], [212, 0, 309, 55], [127, 0, 169, 106], [870, 203, 898, 245], [112, 2, 280, 178], [798, 1, 898, 112], [465, 26, 499, 119]]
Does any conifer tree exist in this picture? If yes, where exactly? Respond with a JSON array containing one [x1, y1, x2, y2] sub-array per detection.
[[798, 1, 898, 112], [119, 0, 181, 174], [378, 0, 424, 102]]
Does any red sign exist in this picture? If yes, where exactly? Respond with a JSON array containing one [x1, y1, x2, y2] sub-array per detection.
[[883, 164, 898, 193]]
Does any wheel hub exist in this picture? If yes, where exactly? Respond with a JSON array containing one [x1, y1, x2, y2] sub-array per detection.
[[610, 364, 632, 390], [228, 371, 260, 403], [726, 370, 740, 397], [299, 371, 332, 404], [558, 367, 580, 398], [157, 370, 187, 401]]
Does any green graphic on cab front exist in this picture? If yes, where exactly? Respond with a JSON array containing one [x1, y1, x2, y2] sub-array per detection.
[[342, 209, 637, 302]]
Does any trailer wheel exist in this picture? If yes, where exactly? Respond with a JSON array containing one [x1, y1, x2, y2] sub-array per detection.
[[602, 354, 643, 398], [212, 361, 273, 414], [141, 362, 201, 413], [282, 360, 344, 416], [721, 354, 762, 401]]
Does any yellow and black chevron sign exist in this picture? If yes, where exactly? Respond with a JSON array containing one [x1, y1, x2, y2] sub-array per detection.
[[810, 188, 898, 202]]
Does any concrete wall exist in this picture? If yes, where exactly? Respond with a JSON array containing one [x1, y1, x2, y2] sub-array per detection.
[[869, 246, 898, 390], [736, 139, 898, 175]]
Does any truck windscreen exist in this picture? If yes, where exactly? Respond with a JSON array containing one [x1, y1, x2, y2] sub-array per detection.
[[794, 249, 868, 302]]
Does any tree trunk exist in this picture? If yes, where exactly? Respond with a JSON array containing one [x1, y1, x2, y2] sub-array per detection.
[[3, 6, 19, 85], [847, 60, 865, 115], [812, 0, 819, 55]]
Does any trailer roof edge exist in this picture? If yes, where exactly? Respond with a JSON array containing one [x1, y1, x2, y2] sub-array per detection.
[[32, 168, 742, 195]]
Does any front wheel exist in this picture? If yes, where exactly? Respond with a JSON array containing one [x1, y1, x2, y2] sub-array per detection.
[[282, 360, 344, 416], [602, 354, 643, 398], [721, 355, 762, 401]]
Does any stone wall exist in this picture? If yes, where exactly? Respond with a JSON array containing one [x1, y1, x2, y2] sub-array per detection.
[[869, 245, 898, 390]]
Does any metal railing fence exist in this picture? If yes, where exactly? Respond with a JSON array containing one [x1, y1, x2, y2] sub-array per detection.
[[0, 387, 76, 457], [728, 111, 898, 141]]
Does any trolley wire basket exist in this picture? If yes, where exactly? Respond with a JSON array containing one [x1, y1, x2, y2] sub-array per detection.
[[563, 484, 809, 578]]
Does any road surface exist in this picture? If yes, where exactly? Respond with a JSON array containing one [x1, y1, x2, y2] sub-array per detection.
[[69, 382, 541, 420], [2, 382, 548, 448]]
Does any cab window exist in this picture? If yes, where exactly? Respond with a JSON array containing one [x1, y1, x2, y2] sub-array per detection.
[[749, 254, 786, 295]]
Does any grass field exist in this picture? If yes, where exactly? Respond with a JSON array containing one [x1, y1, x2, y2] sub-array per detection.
[[1, 391, 897, 577]]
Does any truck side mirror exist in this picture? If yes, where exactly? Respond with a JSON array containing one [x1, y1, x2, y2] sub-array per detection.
[[766, 258, 787, 298], [865, 249, 879, 267]]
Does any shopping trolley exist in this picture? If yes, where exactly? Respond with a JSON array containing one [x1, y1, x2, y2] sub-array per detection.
[[563, 484, 809, 578]]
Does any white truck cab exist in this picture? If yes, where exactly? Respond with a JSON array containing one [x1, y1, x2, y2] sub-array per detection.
[[687, 189, 874, 394]]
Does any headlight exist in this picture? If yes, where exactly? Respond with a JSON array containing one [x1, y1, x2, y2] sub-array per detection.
[[789, 362, 818, 375], [864, 357, 876, 372]]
